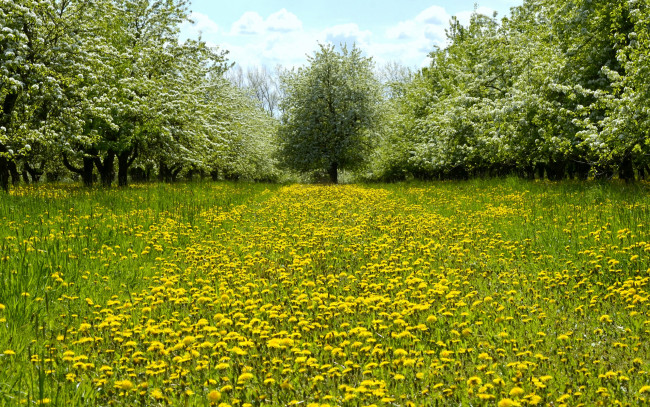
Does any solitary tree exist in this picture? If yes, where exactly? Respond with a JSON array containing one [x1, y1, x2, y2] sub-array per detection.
[[277, 43, 381, 183]]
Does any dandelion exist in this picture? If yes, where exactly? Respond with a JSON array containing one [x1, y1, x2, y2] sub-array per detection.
[[497, 398, 521, 407], [467, 376, 482, 386], [114, 380, 134, 391], [207, 390, 221, 402], [237, 372, 255, 383]]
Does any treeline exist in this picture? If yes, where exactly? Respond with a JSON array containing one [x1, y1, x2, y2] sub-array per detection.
[[0, 0, 278, 191], [3, 0, 649, 190], [373, 0, 650, 182]]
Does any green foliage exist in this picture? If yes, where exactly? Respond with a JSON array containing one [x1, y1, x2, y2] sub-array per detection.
[[373, 0, 650, 182], [0, 0, 280, 190], [277, 44, 381, 183]]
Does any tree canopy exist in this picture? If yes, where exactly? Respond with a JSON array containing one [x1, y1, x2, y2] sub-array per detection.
[[0, 0, 279, 191], [277, 44, 381, 183], [372, 0, 650, 182], [2, 0, 649, 188]]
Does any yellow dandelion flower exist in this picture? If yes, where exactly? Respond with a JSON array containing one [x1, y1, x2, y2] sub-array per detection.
[[509, 387, 525, 397], [467, 376, 482, 386], [497, 398, 520, 407], [556, 394, 571, 402], [114, 380, 134, 391], [237, 372, 255, 383], [207, 390, 221, 402]]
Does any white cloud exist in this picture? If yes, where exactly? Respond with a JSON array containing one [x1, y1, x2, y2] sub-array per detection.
[[183, 12, 219, 37], [231, 11, 265, 35], [380, 5, 498, 67], [222, 30, 322, 70], [386, 21, 419, 40], [322, 23, 372, 48], [187, 5, 504, 71], [414, 6, 450, 26], [266, 9, 303, 33], [231, 9, 302, 35]]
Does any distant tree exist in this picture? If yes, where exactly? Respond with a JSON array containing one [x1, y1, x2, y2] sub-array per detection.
[[227, 65, 281, 116], [377, 61, 413, 99], [277, 43, 381, 183]]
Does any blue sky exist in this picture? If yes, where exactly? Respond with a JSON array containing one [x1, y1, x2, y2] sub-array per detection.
[[181, 0, 522, 69]]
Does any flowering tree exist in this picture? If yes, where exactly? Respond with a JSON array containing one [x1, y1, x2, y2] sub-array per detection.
[[1, 0, 279, 190], [375, 0, 647, 181], [277, 44, 381, 183]]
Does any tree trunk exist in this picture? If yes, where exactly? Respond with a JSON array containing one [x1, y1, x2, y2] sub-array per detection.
[[171, 165, 182, 182], [94, 150, 115, 187], [0, 153, 8, 192], [574, 161, 590, 180], [24, 162, 44, 183], [158, 160, 170, 182], [619, 153, 635, 183], [1, 93, 19, 192], [328, 161, 338, 184], [8, 161, 20, 186], [62, 152, 95, 187], [535, 163, 545, 180], [158, 161, 181, 183], [546, 160, 566, 181], [117, 147, 138, 187]]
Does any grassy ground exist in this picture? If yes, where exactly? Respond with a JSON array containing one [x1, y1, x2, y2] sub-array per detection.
[[1, 179, 649, 406]]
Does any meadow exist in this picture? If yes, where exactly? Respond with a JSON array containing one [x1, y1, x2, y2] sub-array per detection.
[[1, 179, 649, 406]]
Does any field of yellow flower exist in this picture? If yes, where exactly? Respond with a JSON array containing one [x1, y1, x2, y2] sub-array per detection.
[[1, 180, 650, 406]]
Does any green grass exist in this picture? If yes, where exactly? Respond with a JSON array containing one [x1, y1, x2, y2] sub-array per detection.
[[1, 179, 649, 406]]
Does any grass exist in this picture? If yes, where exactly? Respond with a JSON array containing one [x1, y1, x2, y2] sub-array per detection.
[[1, 178, 649, 406]]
